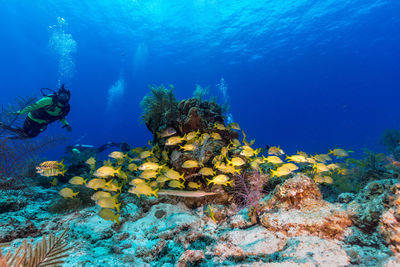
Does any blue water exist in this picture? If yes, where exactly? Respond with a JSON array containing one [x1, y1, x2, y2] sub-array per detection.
[[0, 0, 399, 158]]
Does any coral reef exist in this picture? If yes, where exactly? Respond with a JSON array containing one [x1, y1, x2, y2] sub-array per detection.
[[259, 174, 352, 239]]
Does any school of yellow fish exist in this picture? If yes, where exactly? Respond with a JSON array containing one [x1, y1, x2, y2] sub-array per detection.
[[38, 121, 351, 224]]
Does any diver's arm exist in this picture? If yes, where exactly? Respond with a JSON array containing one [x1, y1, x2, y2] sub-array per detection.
[[60, 118, 69, 126], [60, 118, 72, 131], [18, 97, 53, 114]]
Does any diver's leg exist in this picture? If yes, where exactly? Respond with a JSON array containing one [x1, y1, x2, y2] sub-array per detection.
[[21, 118, 45, 138]]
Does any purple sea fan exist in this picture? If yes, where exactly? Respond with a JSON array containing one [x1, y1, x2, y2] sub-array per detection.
[[233, 170, 264, 214]]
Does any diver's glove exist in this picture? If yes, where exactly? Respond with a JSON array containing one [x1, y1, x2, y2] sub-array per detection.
[[63, 125, 72, 132]]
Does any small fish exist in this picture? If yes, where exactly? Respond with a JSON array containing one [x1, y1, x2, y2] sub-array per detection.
[[220, 147, 229, 157], [314, 175, 333, 184], [36, 159, 66, 177], [86, 178, 111, 190], [329, 148, 349, 157], [313, 162, 330, 173], [86, 157, 96, 169], [326, 163, 340, 170], [128, 163, 138, 172], [94, 166, 121, 178], [286, 155, 308, 163], [108, 151, 125, 160], [158, 127, 177, 138], [184, 130, 200, 141], [312, 154, 332, 163], [96, 197, 121, 212], [165, 136, 185, 146], [297, 151, 308, 158], [240, 146, 256, 157], [207, 174, 233, 187], [129, 178, 147, 185], [103, 180, 122, 192], [241, 130, 255, 146], [182, 160, 199, 168], [59, 188, 79, 199], [213, 123, 226, 131], [168, 180, 185, 189], [263, 156, 283, 164], [199, 167, 215, 176], [156, 175, 171, 183], [128, 183, 158, 198], [228, 139, 241, 148], [216, 163, 241, 175], [164, 168, 185, 181], [69, 176, 87, 185], [228, 122, 240, 130], [98, 208, 120, 224], [139, 170, 159, 179], [206, 205, 216, 222], [226, 157, 246, 167], [268, 146, 285, 156], [270, 166, 292, 177], [161, 150, 169, 161], [91, 191, 112, 201], [139, 162, 164, 171], [50, 177, 58, 186], [210, 132, 222, 140], [179, 144, 197, 151], [139, 150, 153, 159], [281, 163, 298, 171], [188, 181, 201, 189], [387, 156, 400, 168]]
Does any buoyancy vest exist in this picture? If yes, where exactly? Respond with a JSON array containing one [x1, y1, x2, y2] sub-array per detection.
[[30, 95, 70, 124]]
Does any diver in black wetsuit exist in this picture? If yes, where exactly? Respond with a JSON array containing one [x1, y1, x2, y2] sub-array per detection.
[[0, 85, 71, 139], [65, 142, 131, 155]]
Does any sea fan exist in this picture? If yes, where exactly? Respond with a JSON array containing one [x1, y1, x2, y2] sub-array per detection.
[[0, 226, 70, 267], [233, 171, 264, 213], [0, 136, 67, 190], [0, 95, 37, 136]]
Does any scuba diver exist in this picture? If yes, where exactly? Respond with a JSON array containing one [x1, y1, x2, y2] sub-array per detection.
[[0, 84, 72, 139], [65, 142, 131, 155]]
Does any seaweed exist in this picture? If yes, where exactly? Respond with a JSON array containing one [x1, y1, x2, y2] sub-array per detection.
[[381, 129, 400, 160], [140, 85, 178, 134]]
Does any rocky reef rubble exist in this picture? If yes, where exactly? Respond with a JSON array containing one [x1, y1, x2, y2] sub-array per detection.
[[1, 175, 400, 266]]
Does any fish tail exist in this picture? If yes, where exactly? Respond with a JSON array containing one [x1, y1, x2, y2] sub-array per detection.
[[115, 203, 121, 213], [115, 214, 120, 225], [153, 188, 159, 198]]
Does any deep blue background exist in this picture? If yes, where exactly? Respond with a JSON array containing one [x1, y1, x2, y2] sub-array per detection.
[[0, 0, 399, 159]]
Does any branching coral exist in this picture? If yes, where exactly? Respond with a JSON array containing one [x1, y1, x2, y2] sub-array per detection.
[[140, 85, 178, 135]]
